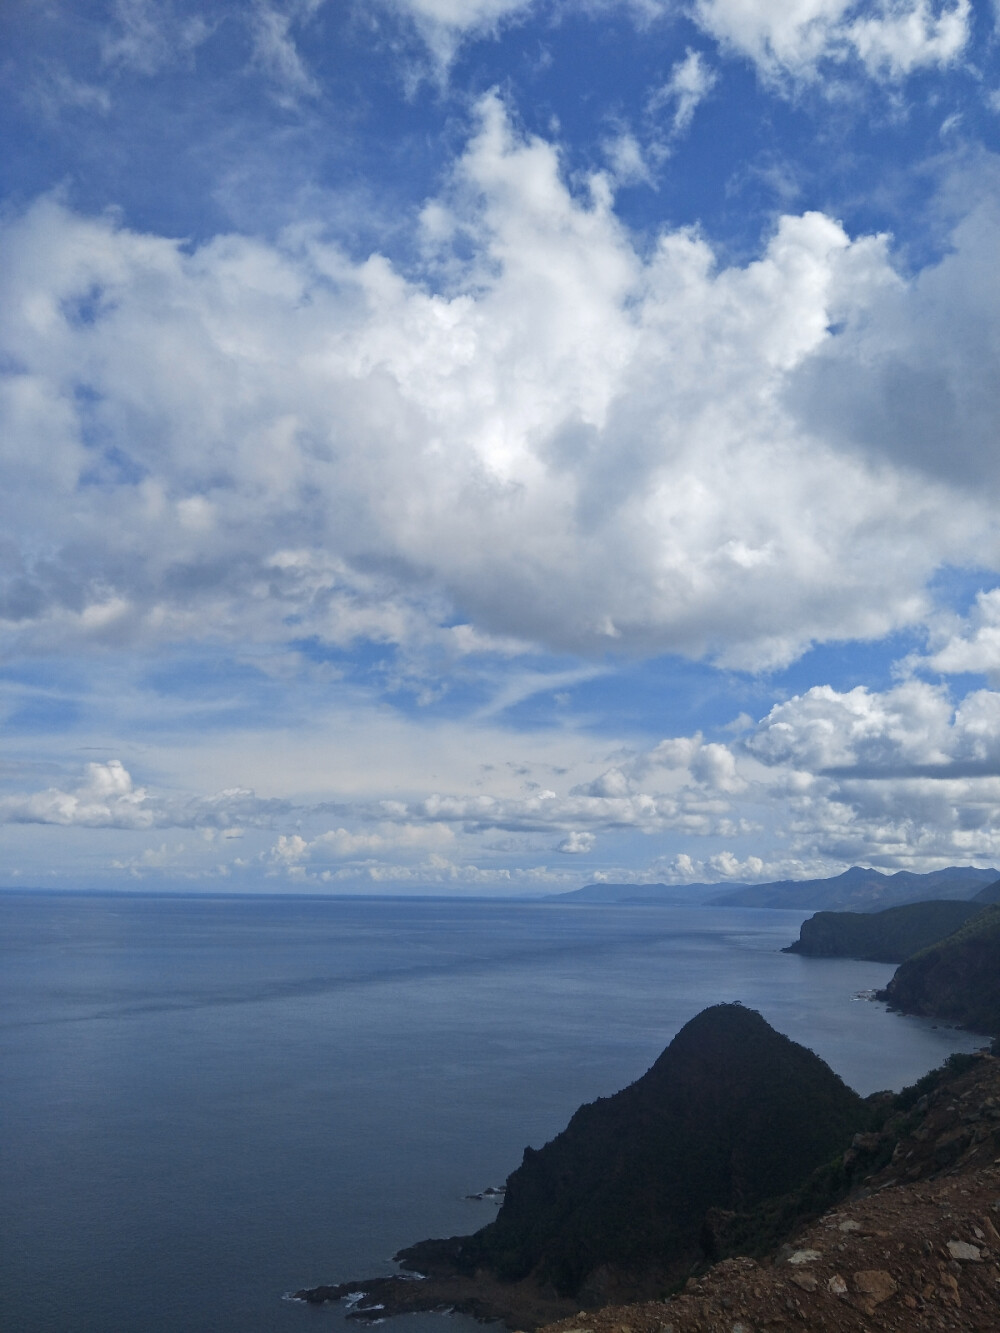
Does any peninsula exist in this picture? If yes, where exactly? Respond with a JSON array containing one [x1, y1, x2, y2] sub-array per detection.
[[294, 1005, 972, 1325]]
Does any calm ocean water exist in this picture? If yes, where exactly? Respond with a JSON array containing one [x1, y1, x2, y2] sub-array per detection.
[[0, 891, 987, 1333]]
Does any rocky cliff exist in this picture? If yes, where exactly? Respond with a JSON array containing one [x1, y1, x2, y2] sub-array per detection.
[[298, 1005, 869, 1317], [783, 899, 984, 962]]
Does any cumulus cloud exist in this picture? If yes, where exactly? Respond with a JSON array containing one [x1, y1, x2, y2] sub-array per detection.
[[788, 197, 1000, 493], [741, 679, 1000, 867], [558, 830, 595, 853], [923, 589, 1000, 678], [0, 761, 290, 830], [382, 0, 536, 66], [268, 821, 455, 867], [2, 98, 997, 674], [693, 0, 970, 83], [388, 0, 968, 88], [749, 677, 1000, 777], [12, 677, 1000, 879]]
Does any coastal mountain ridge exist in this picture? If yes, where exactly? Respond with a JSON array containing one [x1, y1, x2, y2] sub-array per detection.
[[556, 866, 998, 912], [780, 887, 1000, 1037], [713, 866, 998, 912], [536, 1049, 1000, 1332]]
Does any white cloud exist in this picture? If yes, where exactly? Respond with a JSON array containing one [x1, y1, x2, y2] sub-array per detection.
[[558, 830, 595, 852], [742, 678, 1000, 867], [921, 588, 1000, 679], [787, 195, 1000, 492], [648, 49, 717, 134], [847, 0, 970, 76], [748, 680, 957, 772], [250, 2, 321, 103], [693, 0, 970, 83], [602, 131, 655, 185], [28, 68, 113, 119], [11, 670, 1000, 880], [3, 100, 996, 675], [0, 761, 290, 830], [383, 0, 535, 67], [102, 0, 210, 75], [268, 822, 455, 867]]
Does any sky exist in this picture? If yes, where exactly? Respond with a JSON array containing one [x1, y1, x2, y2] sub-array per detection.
[[2, 0, 1000, 894]]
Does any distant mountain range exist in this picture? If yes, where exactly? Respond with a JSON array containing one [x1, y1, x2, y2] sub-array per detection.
[[555, 865, 999, 913]]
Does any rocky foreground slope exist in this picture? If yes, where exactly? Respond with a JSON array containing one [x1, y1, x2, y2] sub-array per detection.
[[538, 1051, 1000, 1332]]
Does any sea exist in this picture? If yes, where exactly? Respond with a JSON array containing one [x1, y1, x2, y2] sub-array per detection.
[[0, 891, 989, 1333]]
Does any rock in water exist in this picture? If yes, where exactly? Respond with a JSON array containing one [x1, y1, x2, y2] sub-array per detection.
[[458, 1004, 864, 1296]]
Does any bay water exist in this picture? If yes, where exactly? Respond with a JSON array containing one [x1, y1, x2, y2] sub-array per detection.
[[0, 891, 987, 1333]]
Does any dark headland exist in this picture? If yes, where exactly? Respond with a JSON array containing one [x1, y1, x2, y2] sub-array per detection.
[[295, 883, 1000, 1331], [296, 1005, 922, 1326]]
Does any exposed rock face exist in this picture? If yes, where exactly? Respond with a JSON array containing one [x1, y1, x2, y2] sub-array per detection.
[[783, 899, 984, 962], [462, 1005, 864, 1295], [879, 903, 1000, 1035]]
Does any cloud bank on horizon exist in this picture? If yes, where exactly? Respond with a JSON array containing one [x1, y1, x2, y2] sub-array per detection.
[[2, 0, 1000, 892]]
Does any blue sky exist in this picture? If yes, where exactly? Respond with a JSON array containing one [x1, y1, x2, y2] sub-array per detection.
[[3, 0, 1000, 893]]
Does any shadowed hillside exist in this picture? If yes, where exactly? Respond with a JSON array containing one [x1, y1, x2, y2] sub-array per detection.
[[435, 1004, 865, 1296], [878, 904, 1000, 1035], [783, 899, 985, 962]]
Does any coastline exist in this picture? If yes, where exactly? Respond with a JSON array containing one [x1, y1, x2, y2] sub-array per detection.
[[291, 1268, 581, 1329], [295, 1049, 1000, 1331]]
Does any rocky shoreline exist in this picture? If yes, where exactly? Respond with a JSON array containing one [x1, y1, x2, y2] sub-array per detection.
[[291, 1267, 580, 1328]]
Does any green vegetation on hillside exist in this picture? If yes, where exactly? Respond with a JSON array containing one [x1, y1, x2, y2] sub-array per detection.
[[783, 899, 984, 962]]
